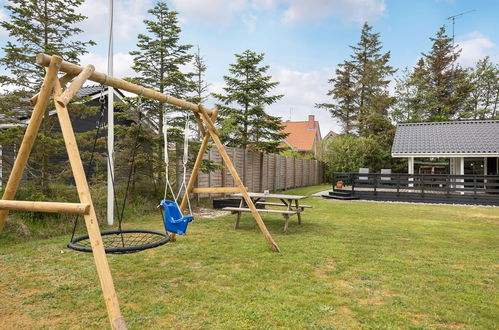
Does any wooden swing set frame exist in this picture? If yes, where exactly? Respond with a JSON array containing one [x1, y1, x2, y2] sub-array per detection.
[[0, 54, 280, 329]]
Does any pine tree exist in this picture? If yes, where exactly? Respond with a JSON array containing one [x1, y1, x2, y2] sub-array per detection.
[[0, 0, 94, 91], [0, 0, 94, 192], [462, 57, 499, 119], [417, 26, 469, 121], [129, 1, 194, 180], [191, 46, 209, 105], [349, 23, 395, 138], [318, 23, 395, 139], [316, 61, 357, 135], [212, 50, 286, 153], [391, 63, 429, 123]]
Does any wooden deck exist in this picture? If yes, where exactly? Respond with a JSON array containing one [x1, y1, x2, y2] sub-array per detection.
[[331, 173, 499, 206]]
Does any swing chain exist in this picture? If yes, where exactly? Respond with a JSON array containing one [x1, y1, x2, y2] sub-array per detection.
[[70, 85, 107, 242]]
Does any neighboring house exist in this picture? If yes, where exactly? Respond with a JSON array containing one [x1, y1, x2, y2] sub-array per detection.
[[323, 130, 339, 142], [0, 85, 130, 186], [392, 120, 499, 176], [280, 115, 322, 158]]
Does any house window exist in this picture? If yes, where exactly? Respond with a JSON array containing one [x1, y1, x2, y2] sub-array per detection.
[[464, 158, 484, 175]]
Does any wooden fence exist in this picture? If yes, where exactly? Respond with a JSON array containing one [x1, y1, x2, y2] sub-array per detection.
[[0, 143, 326, 195], [332, 172, 499, 206], [189, 147, 326, 197]]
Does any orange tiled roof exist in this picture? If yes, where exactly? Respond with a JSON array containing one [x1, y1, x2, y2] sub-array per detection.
[[281, 120, 319, 151]]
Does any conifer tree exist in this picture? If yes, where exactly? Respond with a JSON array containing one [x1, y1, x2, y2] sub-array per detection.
[[349, 23, 395, 138], [318, 23, 395, 139], [212, 50, 287, 153], [191, 46, 209, 105], [316, 61, 357, 135], [129, 1, 194, 181], [462, 57, 499, 119], [403, 26, 470, 121], [0, 0, 94, 192], [0, 0, 94, 91]]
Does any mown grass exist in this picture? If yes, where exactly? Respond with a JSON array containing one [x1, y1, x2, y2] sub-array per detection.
[[1, 184, 498, 329]]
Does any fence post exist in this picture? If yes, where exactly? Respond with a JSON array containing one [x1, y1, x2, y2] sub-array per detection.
[[447, 174, 451, 198], [473, 175, 477, 198], [421, 173, 425, 197], [396, 173, 400, 195]]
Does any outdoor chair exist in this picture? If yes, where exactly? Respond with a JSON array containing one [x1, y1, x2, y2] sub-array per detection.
[[381, 168, 392, 182], [359, 168, 369, 182]]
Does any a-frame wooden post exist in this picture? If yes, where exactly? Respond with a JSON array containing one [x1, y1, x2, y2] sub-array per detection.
[[0, 57, 127, 329], [180, 105, 281, 252], [53, 76, 126, 330], [0, 57, 61, 231]]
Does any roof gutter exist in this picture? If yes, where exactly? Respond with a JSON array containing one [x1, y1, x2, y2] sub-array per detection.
[[392, 153, 499, 158]]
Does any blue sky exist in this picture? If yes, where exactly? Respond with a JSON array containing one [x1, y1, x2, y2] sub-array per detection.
[[1, 0, 498, 135]]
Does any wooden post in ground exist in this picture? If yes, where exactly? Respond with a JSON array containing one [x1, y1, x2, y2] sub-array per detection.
[[53, 78, 126, 329], [197, 105, 280, 252], [179, 111, 218, 213], [0, 56, 62, 232]]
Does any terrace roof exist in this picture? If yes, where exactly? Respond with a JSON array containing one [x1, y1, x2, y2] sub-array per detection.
[[392, 120, 499, 157]]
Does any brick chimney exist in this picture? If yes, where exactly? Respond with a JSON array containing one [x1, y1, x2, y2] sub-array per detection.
[[308, 115, 315, 129]]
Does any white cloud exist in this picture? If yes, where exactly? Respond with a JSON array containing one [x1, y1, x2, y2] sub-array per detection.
[[243, 14, 257, 33], [78, 0, 152, 42], [281, 0, 386, 24], [170, 0, 247, 26], [457, 32, 497, 67], [271, 66, 340, 136], [79, 52, 136, 79], [170, 0, 385, 27], [251, 0, 279, 10]]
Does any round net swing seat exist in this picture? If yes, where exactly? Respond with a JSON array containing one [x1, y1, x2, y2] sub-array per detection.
[[68, 229, 170, 254]]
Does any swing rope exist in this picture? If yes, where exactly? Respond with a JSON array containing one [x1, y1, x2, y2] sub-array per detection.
[[158, 104, 194, 236], [162, 104, 176, 201], [161, 108, 192, 216], [176, 114, 193, 216]]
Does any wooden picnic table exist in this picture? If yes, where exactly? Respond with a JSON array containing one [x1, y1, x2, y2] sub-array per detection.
[[225, 192, 311, 232]]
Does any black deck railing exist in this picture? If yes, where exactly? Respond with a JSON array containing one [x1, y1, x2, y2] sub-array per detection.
[[332, 172, 499, 205]]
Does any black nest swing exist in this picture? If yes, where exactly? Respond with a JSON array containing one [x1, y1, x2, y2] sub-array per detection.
[[68, 89, 169, 254], [68, 229, 169, 254]]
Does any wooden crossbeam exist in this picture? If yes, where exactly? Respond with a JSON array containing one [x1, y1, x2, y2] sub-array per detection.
[[56, 64, 95, 106], [0, 200, 90, 214], [30, 72, 75, 105], [36, 53, 215, 116], [192, 187, 246, 194]]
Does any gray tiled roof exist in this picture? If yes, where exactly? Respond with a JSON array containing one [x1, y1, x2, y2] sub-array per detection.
[[76, 85, 125, 98], [392, 120, 499, 155], [76, 85, 103, 97]]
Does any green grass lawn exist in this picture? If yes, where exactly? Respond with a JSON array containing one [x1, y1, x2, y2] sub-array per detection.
[[1, 184, 498, 329]]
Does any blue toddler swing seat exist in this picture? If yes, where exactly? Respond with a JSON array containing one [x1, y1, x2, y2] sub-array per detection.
[[160, 200, 193, 235], [160, 108, 194, 235]]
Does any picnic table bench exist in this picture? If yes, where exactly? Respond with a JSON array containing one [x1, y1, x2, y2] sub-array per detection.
[[224, 192, 311, 232]]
